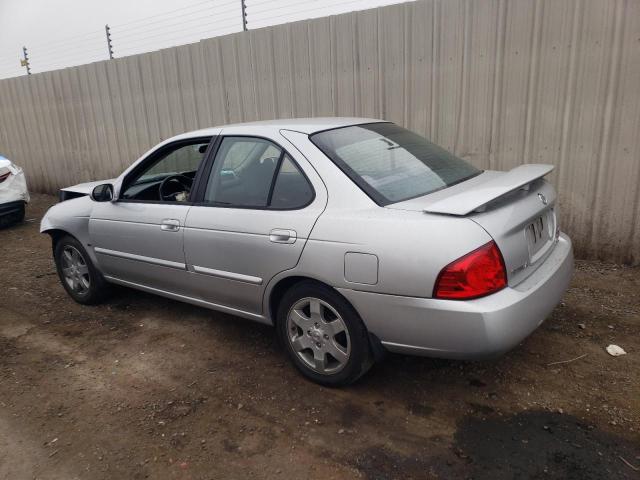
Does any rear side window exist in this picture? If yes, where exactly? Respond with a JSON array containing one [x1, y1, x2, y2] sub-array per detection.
[[204, 137, 280, 207], [270, 155, 314, 209], [203, 137, 314, 209], [310, 123, 481, 205]]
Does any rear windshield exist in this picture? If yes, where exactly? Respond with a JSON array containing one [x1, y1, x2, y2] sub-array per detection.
[[310, 123, 481, 205]]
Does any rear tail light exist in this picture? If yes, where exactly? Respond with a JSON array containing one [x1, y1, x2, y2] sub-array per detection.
[[433, 241, 507, 300]]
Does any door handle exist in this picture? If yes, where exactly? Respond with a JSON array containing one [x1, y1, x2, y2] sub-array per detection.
[[269, 229, 296, 244], [161, 219, 181, 232]]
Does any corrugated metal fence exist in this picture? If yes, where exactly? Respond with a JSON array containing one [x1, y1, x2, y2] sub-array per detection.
[[0, 0, 638, 264]]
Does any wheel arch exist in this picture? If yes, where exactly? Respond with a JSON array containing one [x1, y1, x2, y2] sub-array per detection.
[[265, 274, 386, 361], [42, 221, 99, 268], [267, 275, 322, 324], [42, 228, 70, 252]]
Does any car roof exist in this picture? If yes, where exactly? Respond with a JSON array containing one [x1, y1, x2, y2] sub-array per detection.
[[171, 117, 385, 141]]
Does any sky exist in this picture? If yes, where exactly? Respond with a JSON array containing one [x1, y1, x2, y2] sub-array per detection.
[[0, 0, 409, 79]]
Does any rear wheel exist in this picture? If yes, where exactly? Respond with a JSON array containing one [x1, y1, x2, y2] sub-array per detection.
[[277, 281, 373, 386], [54, 235, 110, 305]]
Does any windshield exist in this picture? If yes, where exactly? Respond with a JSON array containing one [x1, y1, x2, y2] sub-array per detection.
[[310, 123, 481, 205]]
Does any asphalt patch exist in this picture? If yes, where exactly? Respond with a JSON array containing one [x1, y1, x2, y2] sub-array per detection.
[[453, 410, 639, 480]]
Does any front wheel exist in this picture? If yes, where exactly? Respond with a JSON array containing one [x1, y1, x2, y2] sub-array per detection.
[[54, 235, 110, 305], [276, 281, 373, 387]]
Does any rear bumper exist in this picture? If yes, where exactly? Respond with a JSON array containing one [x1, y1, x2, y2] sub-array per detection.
[[0, 200, 25, 217], [0, 170, 30, 205], [338, 233, 573, 359]]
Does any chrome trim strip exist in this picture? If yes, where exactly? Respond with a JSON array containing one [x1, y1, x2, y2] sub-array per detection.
[[192, 264, 263, 285], [102, 275, 269, 324], [94, 247, 186, 270], [380, 341, 450, 353]]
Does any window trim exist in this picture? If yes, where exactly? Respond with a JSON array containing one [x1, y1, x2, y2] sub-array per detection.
[[265, 149, 286, 206], [309, 122, 483, 207], [191, 134, 316, 211], [117, 136, 215, 205]]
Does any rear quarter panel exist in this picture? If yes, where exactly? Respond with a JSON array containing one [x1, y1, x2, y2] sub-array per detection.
[[277, 128, 493, 299], [296, 207, 492, 298]]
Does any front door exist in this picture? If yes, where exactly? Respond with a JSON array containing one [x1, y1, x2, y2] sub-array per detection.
[[90, 138, 211, 294], [184, 135, 326, 315]]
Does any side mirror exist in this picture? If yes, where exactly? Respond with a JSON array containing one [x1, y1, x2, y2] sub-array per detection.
[[90, 183, 114, 202]]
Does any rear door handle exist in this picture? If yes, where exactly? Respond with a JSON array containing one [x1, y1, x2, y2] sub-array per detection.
[[269, 229, 296, 244], [161, 219, 181, 232]]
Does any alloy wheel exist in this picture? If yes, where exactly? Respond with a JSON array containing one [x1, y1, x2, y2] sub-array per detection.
[[61, 245, 90, 295], [286, 297, 351, 375]]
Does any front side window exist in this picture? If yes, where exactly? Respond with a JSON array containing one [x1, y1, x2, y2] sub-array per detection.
[[310, 123, 481, 205], [121, 140, 209, 202], [203, 137, 313, 209]]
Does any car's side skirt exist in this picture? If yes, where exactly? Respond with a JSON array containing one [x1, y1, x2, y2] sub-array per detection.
[[103, 275, 272, 325]]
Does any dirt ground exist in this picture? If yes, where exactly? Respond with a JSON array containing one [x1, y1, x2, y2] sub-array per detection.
[[0, 194, 638, 480]]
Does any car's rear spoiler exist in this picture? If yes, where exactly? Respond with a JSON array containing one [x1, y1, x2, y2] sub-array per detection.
[[423, 164, 554, 216]]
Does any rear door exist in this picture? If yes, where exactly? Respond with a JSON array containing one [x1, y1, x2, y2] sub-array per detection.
[[183, 134, 327, 316]]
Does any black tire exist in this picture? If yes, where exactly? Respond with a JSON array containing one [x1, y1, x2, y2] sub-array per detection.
[[276, 281, 373, 387], [53, 234, 110, 305], [0, 202, 25, 228]]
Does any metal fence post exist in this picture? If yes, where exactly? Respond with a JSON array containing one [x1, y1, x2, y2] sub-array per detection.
[[105, 24, 114, 59], [240, 0, 248, 31], [21, 46, 31, 75]]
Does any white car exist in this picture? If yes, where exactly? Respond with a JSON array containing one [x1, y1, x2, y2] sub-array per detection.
[[0, 155, 29, 227]]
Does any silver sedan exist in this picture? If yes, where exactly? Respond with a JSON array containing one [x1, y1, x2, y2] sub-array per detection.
[[41, 118, 573, 386]]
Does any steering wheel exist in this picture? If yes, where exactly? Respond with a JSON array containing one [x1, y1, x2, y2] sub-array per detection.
[[159, 174, 193, 201]]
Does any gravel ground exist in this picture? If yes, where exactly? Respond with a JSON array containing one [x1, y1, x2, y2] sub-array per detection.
[[0, 194, 638, 480]]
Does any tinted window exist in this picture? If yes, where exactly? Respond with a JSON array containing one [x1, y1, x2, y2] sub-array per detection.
[[270, 155, 314, 209], [204, 137, 281, 207], [204, 137, 313, 209], [310, 123, 481, 205]]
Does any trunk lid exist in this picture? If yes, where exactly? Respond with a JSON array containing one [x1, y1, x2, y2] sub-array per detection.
[[388, 165, 559, 286]]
